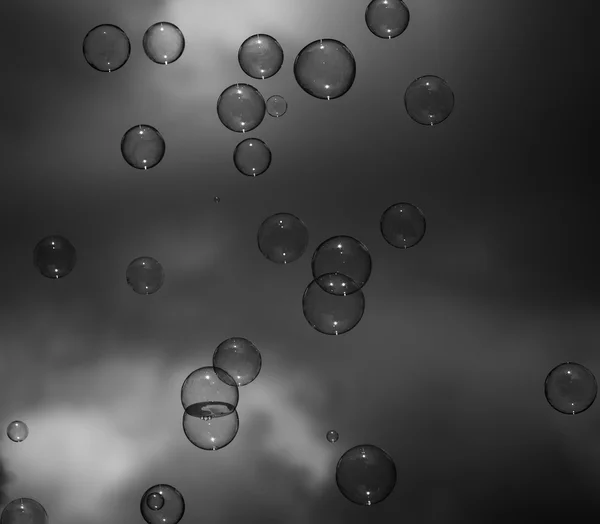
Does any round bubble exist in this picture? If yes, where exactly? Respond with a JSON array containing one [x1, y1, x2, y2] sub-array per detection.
[[365, 0, 410, 39], [181, 366, 239, 419], [214, 196, 221, 203], [140, 485, 184, 524], [302, 273, 365, 335], [126, 256, 164, 295], [266, 95, 288, 118], [545, 362, 597, 415], [33, 235, 76, 279], [238, 34, 284, 80], [326, 430, 339, 443], [404, 75, 455, 126], [0, 498, 48, 524], [217, 84, 266, 133], [182, 409, 239, 451], [257, 213, 309, 264], [6, 421, 28, 443], [82, 24, 130, 72], [336, 444, 397, 506], [380, 202, 426, 249], [121, 125, 166, 170], [146, 492, 164, 511], [312, 236, 372, 295], [233, 138, 272, 177], [143, 22, 185, 65], [293, 39, 356, 100], [213, 337, 262, 387]]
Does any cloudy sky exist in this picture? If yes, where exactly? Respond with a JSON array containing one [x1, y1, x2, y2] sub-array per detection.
[[0, 0, 597, 522]]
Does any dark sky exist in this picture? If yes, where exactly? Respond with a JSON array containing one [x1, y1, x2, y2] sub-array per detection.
[[0, 0, 597, 522]]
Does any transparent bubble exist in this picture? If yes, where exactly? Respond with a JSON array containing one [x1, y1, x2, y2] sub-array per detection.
[[302, 273, 365, 335], [312, 236, 372, 295], [216, 84, 266, 133], [143, 22, 185, 65], [293, 39, 356, 100], [404, 75, 455, 126], [257, 213, 309, 264], [121, 125, 166, 170], [213, 337, 262, 387], [214, 196, 221, 203], [266, 95, 288, 118], [181, 366, 239, 418], [233, 138, 272, 177], [6, 421, 28, 443], [326, 430, 339, 443], [33, 235, 76, 279], [545, 362, 597, 415], [146, 492, 164, 511], [336, 444, 397, 506], [82, 24, 130, 72], [238, 34, 284, 80], [182, 409, 239, 451], [380, 202, 426, 249], [126, 256, 165, 295], [140, 485, 184, 524], [0, 498, 48, 524], [365, 0, 410, 39]]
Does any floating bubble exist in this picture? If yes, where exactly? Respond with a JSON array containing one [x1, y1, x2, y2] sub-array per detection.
[[33, 235, 76, 279], [121, 125, 166, 170], [233, 138, 272, 177], [545, 362, 597, 415], [312, 236, 372, 295], [6, 421, 28, 443], [181, 366, 239, 418], [404, 75, 455, 126], [326, 430, 339, 443], [146, 492, 164, 511], [257, 213, 309, 264], [82, 24, 131, 72], [140, 485, 184, 524], [214, 196, 221, 203], [266, 95, 288, 118], [238, 34, 284, 79], [143, 22, 185, 65], [365, 0, 410, 39], [293, 39, 356, 100], [336, 444, 397, 506], [182, 408, 239, 451], [0, 498, 48, 524], [126, 256, 165, 295], [213, 337, 262, 387], [217, 84, 266, 133], [380, 202, 426, 249], [302, 273, 365, 335]]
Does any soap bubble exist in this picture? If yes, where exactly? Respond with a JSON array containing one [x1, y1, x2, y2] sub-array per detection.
[[326, 430, 339, 443], [6, 421, 28, 443], [146, 492, 164, 511], [257, 213, 309, 264], [143, 22, 185, 65], [82, 24, 130, 72], [181, 366, 239, 418], [214, 196, 221, 203], [380, 202, 426, 249], [33, 235, 76, 279], [312, 236, 372, 295], [0, 498, 48, 524], [217, 84, 266, 133], [336, 444, 397, 506], [238, 34, 284, 79], [213, 337, 262, 387], [126, 256, 165, 295], [182, 409, 239, 451], [404, 75, 455, 126], [545, 362, 597, 415], [365, 0, 410, 39], [294, 39, 356, 100], [233, 138, 271, 177], [266, 95, 288, 117], [302, 273, 365, 335], [121, 125, 166, 170], [140, 485, 184, 524]]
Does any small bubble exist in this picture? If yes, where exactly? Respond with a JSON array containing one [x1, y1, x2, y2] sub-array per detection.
[[146, 492, 164, 511], [121, 125, 166, 170], [7, 421, 29, 443], [405, 75, 455, 126], [33, 235, 76, 279], [126, 256, 165, 295], [82, 24, 131, 72], [365, 0, 410, 39], [545, 362, 597, 415], [238, 34, 284, 79], [140, 485, 184, 524], [214, 196, 221, 203], [143, 22, 185, 65], [266, 95, 288, 118], [326, 430, 339, 443], [217, 83, 266, 133], [257, 213, 309, 264], [233, 138, 272, 177]]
